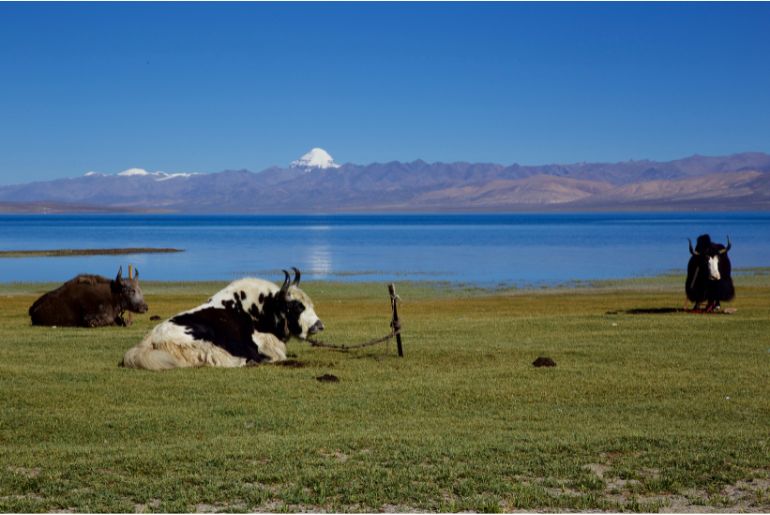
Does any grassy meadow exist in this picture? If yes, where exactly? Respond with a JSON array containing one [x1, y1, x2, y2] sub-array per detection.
[[1, 273, 769, 512]]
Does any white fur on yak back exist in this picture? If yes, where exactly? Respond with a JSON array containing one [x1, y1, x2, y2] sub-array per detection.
[[120, 329, 288, 371], [121, 276, 322, 371]]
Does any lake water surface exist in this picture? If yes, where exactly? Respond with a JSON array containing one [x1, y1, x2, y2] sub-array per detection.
[[1, 213, 768, 285]]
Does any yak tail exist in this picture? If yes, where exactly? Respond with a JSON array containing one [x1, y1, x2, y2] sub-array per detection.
[[121, 334, 180, 371]]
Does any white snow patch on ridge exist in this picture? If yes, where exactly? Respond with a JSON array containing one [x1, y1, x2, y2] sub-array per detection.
[[84, 168, 198, 181], [118, 168, 150, 176], [290, 148, 340, 169], [155, 172, 196, 181]]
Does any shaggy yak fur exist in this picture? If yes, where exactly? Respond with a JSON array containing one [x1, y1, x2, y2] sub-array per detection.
[[121, 268, 323, 370], [685, 234, 735, 312], [29, 267, 148, 327]]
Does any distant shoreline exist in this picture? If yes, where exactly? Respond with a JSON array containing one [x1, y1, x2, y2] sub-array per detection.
[[0, 248, 183, 258]]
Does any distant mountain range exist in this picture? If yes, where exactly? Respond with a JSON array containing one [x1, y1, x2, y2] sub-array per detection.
[[2, 149, 770, 213]]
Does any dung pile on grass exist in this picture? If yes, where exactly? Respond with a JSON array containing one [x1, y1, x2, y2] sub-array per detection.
[[532, 356, 556, 367]]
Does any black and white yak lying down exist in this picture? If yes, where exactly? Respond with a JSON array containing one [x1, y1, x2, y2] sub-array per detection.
[[121, 268, 323, 370], [686, 234, 735, 312]]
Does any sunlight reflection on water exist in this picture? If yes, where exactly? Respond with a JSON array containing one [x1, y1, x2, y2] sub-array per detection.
[[1, 213, 769, 285]]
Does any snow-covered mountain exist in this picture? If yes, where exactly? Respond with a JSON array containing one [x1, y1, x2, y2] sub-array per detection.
[[290, 148, 340, 170], [85, 168, 198, 181], [2, 151, 770, 213]]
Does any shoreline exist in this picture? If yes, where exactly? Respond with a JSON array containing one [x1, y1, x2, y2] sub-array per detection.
[[0, 247, 183, 258], [2, 268, 768, 296]]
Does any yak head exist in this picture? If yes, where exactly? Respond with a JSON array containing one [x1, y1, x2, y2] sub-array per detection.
[[112, 266, 149, 313], [689, 235, 731, 281], [272, 267, 324, 340]]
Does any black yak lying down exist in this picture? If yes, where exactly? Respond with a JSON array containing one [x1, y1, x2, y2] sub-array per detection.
[[686, 234, 734, 312], [29, 267, 148, 327]]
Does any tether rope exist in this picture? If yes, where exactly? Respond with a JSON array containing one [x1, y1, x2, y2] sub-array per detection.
[[306, 320, 401, 352], [307, 287, 403, 354]]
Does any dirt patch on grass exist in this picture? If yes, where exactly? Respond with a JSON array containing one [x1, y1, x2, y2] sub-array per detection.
[[133, 499, 161, 512], [519, 474, 769, 512], [583, 463, 610, 478], [250, 500, 340, 513], [578, 461, 770, 512], [318, 448, 349, 463], [605, 477, 642, 492], [380, 503, 430, 513], [316, 374, 339, 382], [0, 493, 45, 503], [194, 500, 254, 513], [7, 466, 41, 478]]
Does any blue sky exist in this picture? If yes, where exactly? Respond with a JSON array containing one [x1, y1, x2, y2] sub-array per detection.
[[1, 2, 769, 184]]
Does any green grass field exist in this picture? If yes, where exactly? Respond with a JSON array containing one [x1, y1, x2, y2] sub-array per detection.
[[1, 275, 768, 512]]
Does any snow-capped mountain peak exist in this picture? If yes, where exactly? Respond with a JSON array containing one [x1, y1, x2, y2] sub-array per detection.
[[290, 148, 340, 170]]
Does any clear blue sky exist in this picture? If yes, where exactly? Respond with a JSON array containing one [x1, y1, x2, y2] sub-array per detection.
[[1, 2, 769, 183]]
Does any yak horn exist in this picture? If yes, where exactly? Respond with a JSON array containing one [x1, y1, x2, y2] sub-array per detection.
[[688, 238, 699, 256], [128, 264, 133, 280], [720, 235, 731, 254], [134, 268, 139, 280], [279, 269, 291, 294], [116, 266, 123, 281], [291, 267, 301, 286]]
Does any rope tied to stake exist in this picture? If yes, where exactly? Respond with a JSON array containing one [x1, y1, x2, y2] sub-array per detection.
[[306, 328, 399, 351], [305, 283, 404, 356]]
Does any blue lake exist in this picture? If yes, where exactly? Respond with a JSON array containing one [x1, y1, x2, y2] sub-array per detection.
[[0, 213, 768, 285]]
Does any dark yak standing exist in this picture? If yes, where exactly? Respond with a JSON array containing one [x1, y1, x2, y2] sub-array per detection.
[[29, 267, 148, 327], [686, 234, 734, 312]]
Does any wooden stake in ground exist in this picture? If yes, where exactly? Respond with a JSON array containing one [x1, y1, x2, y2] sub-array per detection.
[[388, 283, 404, 357]]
